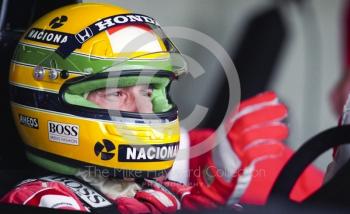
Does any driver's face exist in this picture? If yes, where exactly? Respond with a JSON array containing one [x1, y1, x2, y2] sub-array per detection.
[[87, 85, 153, 113]]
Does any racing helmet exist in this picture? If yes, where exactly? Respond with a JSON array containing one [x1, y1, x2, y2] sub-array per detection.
[[9, 3, 187, 178]]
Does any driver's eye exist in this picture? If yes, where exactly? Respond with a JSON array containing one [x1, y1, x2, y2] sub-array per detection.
[[104, 89, 124, 101], [108, 91, 122, 97], [141, 88, 153, 97]]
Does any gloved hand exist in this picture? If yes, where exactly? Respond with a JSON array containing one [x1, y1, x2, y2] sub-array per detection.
[[115, 179, 180, 214], [227, 91, 288, 165], [189, 91, 289, 206], [161, 180, 217, 212], [116, 178, 218, 213]]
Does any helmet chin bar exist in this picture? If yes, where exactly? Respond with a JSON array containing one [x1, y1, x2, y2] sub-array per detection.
[[26, 146, 172, 179]]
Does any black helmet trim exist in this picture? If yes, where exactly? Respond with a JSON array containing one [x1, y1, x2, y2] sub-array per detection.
[[10, 84, 178, 122], [56, 13, 162, 58], [60, 70, 176, 84], [26, 145, 171, 179]]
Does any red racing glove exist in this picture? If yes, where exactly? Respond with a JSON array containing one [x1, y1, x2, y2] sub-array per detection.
[[189, 91, 289, 206], [161, 180, 217, 212]]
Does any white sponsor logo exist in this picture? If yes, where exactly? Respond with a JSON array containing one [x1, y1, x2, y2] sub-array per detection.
[[75, 27, 93, 44], [48, 121, 79, 145], [125, 144, 179, 161], [95, 14, 160, 31], [41, 175, 112, 208], [25, 28, 69, 45], [19, 114, 39, 129]]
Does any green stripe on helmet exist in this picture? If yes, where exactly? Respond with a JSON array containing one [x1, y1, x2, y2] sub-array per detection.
[[14, 43, 175, 74]]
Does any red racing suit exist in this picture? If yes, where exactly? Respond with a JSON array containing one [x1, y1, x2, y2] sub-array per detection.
[[0, 174, 229, 213]]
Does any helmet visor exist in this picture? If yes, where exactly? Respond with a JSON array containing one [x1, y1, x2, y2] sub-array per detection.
[[58, 52, 185, 120]]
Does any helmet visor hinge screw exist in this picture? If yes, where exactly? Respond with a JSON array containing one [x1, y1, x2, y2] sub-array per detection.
[[48, 68, 59, 80], [60, 70, 69, 79], [33, 66, 45, 80]]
